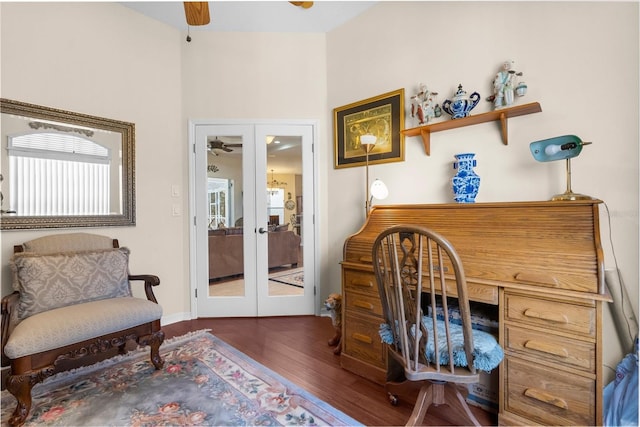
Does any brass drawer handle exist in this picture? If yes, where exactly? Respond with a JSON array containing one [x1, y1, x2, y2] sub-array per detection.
[[523, 308, 568, 324], [353, 300, 374, 311], [524, 388, 568, 410], [524, 340, 569, 358], [515, 272, 559, 287], [350, 279, 373, 288], [352, 333, 373, 344]]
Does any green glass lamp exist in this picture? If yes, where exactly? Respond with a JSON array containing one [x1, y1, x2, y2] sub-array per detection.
[[530, 135, 593, 201]]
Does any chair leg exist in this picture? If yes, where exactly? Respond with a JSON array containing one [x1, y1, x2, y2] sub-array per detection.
[[139, 330, 165, 370], [405, 383, 433, 427], [6, 368, 53, 427], [442, 383, 481, 427]]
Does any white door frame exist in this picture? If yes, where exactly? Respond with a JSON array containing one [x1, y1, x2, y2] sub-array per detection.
[[188, 119, 320, 318]]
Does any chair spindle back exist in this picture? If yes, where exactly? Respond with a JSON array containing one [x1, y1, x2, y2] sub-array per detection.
[[372, 225, 476, 379]]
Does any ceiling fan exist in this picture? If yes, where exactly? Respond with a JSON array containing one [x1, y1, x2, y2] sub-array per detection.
[[183, 2, 314, 26], [207, 137, 242, 155]]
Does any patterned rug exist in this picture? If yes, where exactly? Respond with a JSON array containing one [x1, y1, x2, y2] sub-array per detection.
[[269, 267, 304, 288], [1, 330, 361, 426]]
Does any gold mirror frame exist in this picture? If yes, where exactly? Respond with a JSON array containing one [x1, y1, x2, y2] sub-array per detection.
[[1, 98, 135, 230]]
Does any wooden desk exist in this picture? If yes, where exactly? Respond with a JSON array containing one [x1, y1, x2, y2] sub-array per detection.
[[341, 201, 611, 426]]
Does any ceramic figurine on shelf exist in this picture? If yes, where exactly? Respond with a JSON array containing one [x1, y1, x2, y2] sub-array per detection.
[[442, 84, 480, 119], [410, 83, 439, 126], [488, 60, 524, 109]]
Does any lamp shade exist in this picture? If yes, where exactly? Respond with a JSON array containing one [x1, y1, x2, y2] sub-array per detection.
[[370, 179, 388, 200], [360, 134, 376, 147], [529, 134, 593, 201], [530, 135, 586, 162]]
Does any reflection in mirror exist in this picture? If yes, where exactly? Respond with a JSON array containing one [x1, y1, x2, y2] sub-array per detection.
[[1, 99, 135, 229]]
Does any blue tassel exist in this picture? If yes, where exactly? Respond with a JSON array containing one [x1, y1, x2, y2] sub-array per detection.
[[379, 323, 395, 344]]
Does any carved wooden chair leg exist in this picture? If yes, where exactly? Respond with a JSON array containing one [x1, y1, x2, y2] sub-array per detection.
[[6, 369, 51, 427], [117, 341, 127, 355], [142, 330, 165, 370]]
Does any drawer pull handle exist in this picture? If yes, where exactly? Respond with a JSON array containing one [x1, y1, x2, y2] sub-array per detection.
[[515, 272, 559, 287], [524, 340, 569, 358], [353, 300, 374, 310], [359, 256, 373, 264], [524, 388, 568, 410], [523, 309, 568, 324], [351, 279, 373, 288], [352, 333, 373, 344]]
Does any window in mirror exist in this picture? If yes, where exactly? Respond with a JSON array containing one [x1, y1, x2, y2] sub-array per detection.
[[1, 98, 135, 229], [8, 132, 115, 216]]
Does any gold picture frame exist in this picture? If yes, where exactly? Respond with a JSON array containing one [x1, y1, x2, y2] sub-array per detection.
[[333, 89, 405, 169]]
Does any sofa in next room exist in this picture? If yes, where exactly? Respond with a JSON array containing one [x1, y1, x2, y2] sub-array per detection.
[[208, 225, 301, 281]]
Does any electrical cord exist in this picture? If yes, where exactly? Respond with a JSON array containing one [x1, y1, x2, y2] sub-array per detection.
[[602, 201, 637, 345]]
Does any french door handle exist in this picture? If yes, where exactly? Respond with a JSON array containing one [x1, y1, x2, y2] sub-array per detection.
[[258, 227, 267, 234]]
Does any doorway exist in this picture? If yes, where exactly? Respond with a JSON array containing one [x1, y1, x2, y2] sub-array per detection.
[[189, 121, 316, 317]]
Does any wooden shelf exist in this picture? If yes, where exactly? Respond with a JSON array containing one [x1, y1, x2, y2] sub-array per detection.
[[401, 102, 542, 155]]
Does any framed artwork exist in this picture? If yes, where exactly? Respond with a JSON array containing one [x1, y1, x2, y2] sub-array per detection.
[[333, 88, 405, 169]]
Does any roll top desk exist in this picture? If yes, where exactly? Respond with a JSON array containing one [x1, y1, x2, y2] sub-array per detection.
[[341, 200, 611, 426]]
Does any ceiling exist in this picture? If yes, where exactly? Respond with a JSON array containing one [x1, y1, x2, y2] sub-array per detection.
[[122, 1, 377, 33]]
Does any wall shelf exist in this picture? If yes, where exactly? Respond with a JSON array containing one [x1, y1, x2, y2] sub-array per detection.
[[401, 102, 542, 155]]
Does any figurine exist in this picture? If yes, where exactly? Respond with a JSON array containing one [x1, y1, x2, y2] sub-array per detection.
[[442, 84, 480, 119], [410, 83, 439, 125], [488, 60, 524, 109]]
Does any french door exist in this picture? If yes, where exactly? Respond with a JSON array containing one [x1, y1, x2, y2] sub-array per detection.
[[190, 121, 316, 317]]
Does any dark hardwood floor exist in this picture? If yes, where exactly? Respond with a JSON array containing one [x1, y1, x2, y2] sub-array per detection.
[[162, 315, 497, 426]]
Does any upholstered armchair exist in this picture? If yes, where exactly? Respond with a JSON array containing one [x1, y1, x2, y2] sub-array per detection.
[[1, 233, 165, 426]]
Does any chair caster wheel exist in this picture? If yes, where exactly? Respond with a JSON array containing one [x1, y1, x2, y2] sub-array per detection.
[[388, 393, 399, 406]]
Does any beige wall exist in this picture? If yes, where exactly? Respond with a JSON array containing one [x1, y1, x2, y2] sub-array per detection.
[[326, 1, 639, 381], [1, 2, 189, 321], [0, 3, 328, 325], [1, 1, 638, 381]]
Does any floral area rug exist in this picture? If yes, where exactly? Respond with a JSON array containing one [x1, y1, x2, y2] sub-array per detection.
[[1, 330, 361, 426], [269, 268, 304, 288]]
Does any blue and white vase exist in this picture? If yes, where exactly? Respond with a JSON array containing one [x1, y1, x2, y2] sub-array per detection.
[[452, 153, 480, 203]]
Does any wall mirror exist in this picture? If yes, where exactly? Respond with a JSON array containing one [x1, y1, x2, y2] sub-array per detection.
[[1, 98, 135, 229]]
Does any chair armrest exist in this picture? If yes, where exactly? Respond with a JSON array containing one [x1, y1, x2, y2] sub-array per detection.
[[2, 292, 20, 366], [129, 275, 161, 304]]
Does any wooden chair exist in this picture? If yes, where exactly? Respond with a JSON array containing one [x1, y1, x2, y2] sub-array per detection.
[[372, 225, 503, 426]]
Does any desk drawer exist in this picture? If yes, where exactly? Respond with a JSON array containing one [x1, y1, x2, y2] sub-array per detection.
[[343, 270, 377, 296], [504, 293, 595, 337], [345, 291, 383, 317], [343, 313, 385, 368], [505, 357, 595, 426], [504, 325, 596, 373]]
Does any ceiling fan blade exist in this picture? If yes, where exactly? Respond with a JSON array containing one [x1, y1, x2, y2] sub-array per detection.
[[184, 2, 210, 26], [289, 2, 314, 9]]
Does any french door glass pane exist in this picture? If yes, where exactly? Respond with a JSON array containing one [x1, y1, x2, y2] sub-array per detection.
[[207, 136, 245, 297], [267, 136, 303, 297]]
